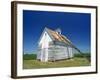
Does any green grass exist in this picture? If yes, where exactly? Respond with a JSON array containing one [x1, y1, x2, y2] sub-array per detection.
[[23, 57, 90, 69], [23, 53, 91, 69]]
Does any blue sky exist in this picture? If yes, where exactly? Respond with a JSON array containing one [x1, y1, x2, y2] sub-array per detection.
[[23, 10, 91, 54]]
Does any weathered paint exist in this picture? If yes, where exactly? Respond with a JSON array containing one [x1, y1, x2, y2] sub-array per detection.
[[38, 31, 52, 62], [37, 29, 73, 62]]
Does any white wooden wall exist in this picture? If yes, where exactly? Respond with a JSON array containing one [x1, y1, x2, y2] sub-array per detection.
[[37, 31, 73, 62], [38, 31, 52, 62], [48, 45, 73, 61]]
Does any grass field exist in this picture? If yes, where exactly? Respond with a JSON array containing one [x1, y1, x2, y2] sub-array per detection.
[[23, 53, 90, 69]]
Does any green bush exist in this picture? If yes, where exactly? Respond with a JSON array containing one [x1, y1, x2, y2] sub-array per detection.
[[23, 54, 37, 60], [74, 53, 91, 62], [74, 53, 84, 58]]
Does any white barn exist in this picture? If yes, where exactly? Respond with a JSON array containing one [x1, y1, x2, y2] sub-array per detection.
[[37, 27, 81, 62]]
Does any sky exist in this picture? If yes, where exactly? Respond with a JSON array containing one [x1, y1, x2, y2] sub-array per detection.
[[23, 10, 91, 54]]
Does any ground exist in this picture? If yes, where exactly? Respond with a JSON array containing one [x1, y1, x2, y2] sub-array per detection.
[[23, 56, 90, 69]]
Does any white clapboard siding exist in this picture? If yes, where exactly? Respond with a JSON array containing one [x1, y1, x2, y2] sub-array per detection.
[[37, 28, 75, 62], [47, 45, 71, 61], [38, 31, 52, 62], [68, 47, 73, 58]]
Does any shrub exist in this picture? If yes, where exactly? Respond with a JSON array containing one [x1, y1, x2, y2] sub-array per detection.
[[23, 54, 37, 60], [74, 53, 84, 58], [74, 53, 91, 62]]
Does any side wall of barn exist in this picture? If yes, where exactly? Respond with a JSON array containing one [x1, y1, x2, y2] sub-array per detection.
[[48, 45, 73, 61]]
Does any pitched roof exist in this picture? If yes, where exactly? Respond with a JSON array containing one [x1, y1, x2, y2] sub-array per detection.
[[45, 27, 82, 53], [46, 28, 72, 45]]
